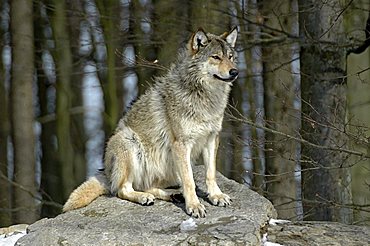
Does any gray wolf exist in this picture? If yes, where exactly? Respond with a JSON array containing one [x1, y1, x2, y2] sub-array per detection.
[[63, 27, 239, 218]]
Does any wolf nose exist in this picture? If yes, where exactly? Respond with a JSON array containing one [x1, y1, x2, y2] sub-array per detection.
[[229, 69, 239, 78]]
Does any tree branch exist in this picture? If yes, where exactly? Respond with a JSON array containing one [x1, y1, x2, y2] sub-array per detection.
[[0, 169, 63, 209], [227, 109, 370, 159]]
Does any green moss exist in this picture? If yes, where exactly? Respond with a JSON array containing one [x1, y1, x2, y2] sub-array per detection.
[[83, 209, 108, 218]]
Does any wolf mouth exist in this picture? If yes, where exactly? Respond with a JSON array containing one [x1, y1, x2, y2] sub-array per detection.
[[213, 74, 237, 82]]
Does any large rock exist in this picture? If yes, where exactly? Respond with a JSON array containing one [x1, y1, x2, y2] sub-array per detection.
[[266, 221, 370, 246], [17, 166, 276, 246]]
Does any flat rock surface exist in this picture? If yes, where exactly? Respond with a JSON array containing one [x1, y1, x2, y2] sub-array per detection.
[[17, 166, 277, 246], [266, 221, 370, 246]]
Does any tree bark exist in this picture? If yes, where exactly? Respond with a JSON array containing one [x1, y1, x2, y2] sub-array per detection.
[[96, 0, 121, 135], [345, 1, 370, 225], [0, 63, 11, 227], [10, 0, 39, 223], [152, 0, 188, 67], [66, 0, 87, 186], [241, 0, 266, 194], [50, 0, 76, 200], [299, 0, 353, 223], [0, 0, 12, 225], [262, 0, 301, 220], [130, 0, 157, 96], [34, 1, 62, 217]]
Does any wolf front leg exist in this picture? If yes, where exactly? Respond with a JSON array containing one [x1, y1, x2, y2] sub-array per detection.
[[203, 134, 231, 206], [172, 141, 206, 218]]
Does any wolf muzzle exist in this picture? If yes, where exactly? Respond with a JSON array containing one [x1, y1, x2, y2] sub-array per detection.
[[213, 68, 239, 82]]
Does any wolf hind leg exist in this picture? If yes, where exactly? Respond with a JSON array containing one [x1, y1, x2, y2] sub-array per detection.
[[107, 138, 155, 206], [145, 188, 183, 202], [111, 155, 156, 205], [118, 183, 155, 205]]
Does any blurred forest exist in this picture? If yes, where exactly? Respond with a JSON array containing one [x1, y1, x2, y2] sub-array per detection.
[[1, 0, 369, 227]]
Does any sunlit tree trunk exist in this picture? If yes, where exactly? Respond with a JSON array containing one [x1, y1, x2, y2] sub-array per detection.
[[262, 0, 301, 220], [345, 2, 370, 225], [10, 0, 39, 223], [299, 0, 353, 223], [0, 0, 11, 225], [347, 48, 370, 225]]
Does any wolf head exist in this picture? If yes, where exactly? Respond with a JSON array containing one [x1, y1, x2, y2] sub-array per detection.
[[187, 27, 239, 83]]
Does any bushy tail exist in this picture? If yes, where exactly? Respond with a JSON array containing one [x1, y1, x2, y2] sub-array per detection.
[[63, 173, 109, 212]]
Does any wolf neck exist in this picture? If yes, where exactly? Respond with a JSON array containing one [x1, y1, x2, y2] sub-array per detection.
[[159, 62, 231, 118]]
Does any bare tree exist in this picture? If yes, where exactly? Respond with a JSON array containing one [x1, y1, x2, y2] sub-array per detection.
[[130, 0, 157, 96], [95, 0, 121, 134], [10, 0, 39, 224], [299, 0, 353, 223], [262, 0, 301, 220], [345, 1, 370, 225], [66, 0, 87, 186], [0, 0, 11, 226], [50, 0, 78, 200]]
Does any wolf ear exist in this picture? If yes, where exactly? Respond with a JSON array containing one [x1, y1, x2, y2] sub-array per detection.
[[221, 27, 238, 48], [189, 28, 208, 54]]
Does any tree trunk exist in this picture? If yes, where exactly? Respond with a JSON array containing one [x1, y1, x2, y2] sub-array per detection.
[[262, 0, 301, 220], [347, 48, 370, 226], [66, 0, 87, 185], [0, 64, 11, 227], [232, 1, 255, 186], [345, 1, 370, 225], [299, 0, 353, 223], [130, 0, 157, 96], [189, 0, 229, 33], [96, 0, 120, 135], [0, 0, 12, 225], [152, 0, 188, 67], [241, 0, 266, 194], [10, 0, 39, 224], [34, 1, 62, 217], [50, 0, 76, 200]]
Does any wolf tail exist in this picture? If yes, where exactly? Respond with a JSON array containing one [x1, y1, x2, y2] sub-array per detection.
[[63, 173, 109, 212]]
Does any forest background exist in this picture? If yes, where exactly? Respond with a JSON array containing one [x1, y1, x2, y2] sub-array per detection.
[[0, 0, 369, 227]]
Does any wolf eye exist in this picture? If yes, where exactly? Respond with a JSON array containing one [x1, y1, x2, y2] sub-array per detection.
[[211, 55, 221, 60], [229, 54, 233, 59]]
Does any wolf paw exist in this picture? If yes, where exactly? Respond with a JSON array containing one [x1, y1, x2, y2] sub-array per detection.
[[170, 193, 185, 203], [186, 202, 206, 218], [208, 193, 231, 207], [138, 193, 155, 206]]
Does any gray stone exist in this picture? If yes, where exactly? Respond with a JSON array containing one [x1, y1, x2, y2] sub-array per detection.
[[266, 221, 370, 246], [17, 166, 277, 246]]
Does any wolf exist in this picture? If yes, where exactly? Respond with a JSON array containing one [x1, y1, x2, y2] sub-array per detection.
[[63, 27, 239, 218]]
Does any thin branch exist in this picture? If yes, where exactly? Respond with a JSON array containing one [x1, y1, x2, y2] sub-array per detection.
[[0, 170, 63, 209], [319, 0, 354, 40], [0, 170, 37, 199], [227, 108, 370, 159]]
